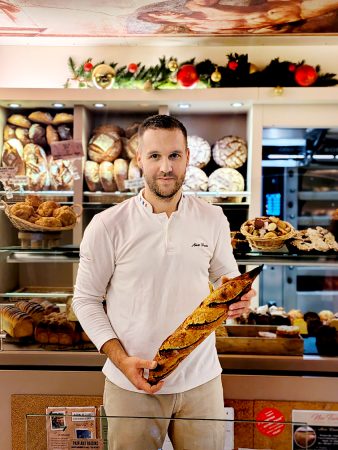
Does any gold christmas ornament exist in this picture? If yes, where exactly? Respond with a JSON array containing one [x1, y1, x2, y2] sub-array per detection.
[[211, 66, 222, 82], [249, 63, 259, 74], [273, 86, 284, 96], [143, 79, 153, 91], [92, 64, 115, 89], [168, 58, 178, 72]]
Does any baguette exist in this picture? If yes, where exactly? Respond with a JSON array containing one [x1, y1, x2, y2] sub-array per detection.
[[148, 265, 263, 385], [1, 305, 34, 338]]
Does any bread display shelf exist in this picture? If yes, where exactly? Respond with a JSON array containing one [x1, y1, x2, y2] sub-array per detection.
[[0, 286, 73, 299], [216, 325, 304, 356], [0, 190, 74, 203]]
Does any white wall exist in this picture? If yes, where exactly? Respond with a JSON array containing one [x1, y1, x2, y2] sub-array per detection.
[[1, 44, 338, 88]]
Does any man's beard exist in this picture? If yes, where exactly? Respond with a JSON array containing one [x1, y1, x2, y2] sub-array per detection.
[[144, 173, 185, 199]]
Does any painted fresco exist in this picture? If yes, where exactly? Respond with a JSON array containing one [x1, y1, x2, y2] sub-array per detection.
[[1, 0, 338, 37]]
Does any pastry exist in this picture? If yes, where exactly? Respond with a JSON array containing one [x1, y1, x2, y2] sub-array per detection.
[[28, 111, 53, 125], [10, 202, 34, 220], [1, 305, 34, 338], [187, 135, 211, 168], [287, 227, 338, 254], [53, 205, 77, 226], [15, 127, 31, 146], [35, 217, 62, 227], [212, 136, 247, 169], [113, 158, 128, 192], [52, 113, 74, 125], [25, 194, 42, 209], [183, 166, 208, 191], [37, 201, 59, 217], [49, 158, 74, 190], [276, 325, 300, 338], [88, 133, 122, 163], [208, 168, 244, 202], [7, 114, 31, 129], [84, 160, 102, 192], [23, 144, 50, 191], [2, 139, 25, 175], [28, 124, 47, 147], [99, 161, 117, 192], [46, 125, 59, 146], [319, 310, 334, 324], [126, 133, 138, 159], [57, 124, 73, 141], [148, 265, 263, 385]]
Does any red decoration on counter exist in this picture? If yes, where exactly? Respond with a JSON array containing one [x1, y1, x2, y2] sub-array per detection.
[[128, 63, 138, 74], [288, 63, 296, 72], [294, 64, 318, 87], [83, 61, 93, 72], [177, 64, 199, 88], [228, 61, 238, 71], [256, 407, 285, 437]]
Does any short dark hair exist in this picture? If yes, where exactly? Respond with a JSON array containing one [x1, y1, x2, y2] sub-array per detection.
[[138, 114, 187, 144]]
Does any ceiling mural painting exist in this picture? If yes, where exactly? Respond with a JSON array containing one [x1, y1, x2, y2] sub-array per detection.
[[1, 0, 338, 38]]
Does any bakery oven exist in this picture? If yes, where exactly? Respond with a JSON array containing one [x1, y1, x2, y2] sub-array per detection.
[[259, 127, 338, 312]]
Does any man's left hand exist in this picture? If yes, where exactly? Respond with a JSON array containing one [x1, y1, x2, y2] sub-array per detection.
[[220, 275, 256, 319]]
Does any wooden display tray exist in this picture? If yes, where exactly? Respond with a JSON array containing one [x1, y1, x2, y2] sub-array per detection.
[[216, 325, 304, 356]]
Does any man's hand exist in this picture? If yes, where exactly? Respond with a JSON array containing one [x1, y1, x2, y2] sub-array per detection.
[[101, 339, 164, 394], [118, 356, 164, 394], [221, 275, 256, 319]]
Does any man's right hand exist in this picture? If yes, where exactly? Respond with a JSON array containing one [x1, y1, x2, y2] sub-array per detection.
[[101, 339, 164, 394]]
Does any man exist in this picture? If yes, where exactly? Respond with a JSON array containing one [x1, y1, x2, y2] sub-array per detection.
[[73, 114, 255, 450]]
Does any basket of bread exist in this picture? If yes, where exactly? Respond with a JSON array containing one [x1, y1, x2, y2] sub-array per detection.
[[240, 216, 296, 250], [1, 195, 82, 233]]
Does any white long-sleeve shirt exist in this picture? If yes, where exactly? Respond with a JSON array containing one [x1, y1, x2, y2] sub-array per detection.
[[72, 191, 240, 394]]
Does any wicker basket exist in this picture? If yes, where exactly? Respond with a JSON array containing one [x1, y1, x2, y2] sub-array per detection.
[[1, 200, 82, 232], [240, 219, 296, 251]]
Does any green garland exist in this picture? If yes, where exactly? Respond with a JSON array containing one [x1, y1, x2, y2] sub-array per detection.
[[65, 54, 338, 89]]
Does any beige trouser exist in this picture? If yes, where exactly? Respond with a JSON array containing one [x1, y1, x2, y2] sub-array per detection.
[[103, 375, 226, 450]]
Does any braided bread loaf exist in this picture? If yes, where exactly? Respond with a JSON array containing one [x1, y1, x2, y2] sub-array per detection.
[[148, 265, 263, 385]]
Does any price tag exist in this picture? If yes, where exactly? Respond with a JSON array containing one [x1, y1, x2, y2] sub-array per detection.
[[124, 178, 145, 190], [0, 167, 16, 182], [13, 175, 28, 186], [51, 140, 84, 160]]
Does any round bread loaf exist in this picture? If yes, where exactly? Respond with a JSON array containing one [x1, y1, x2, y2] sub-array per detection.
[[52, 113, 74, 125], [29, 124, 47, 147], [28, 111, 53, 125], [212, 135, 247, 169], [4, 124, 16, 140], [88, 133, 122, 163], [85, 160, 102, 192], [208, 168, 244, 203], [187, 135, 211, 168], [113, 158, 128, 192], [93, 123, 125, 137], [183, 166, 208, 191], [2, 138, 25, 175], [128, 158, 142, 181], [7, 114, 31, 129], [99, 161, 117, 192], [125, 122, 141, 139], [126, 133, 139, 159]]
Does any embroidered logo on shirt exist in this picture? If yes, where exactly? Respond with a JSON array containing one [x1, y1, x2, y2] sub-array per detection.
[[191, 242, 208, 247]]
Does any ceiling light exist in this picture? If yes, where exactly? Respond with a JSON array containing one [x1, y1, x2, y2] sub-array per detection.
[[94, 103, 106, 108], [178, 103, 191, 109], [231, 102, 244, 108], [52, 103, 65, 108], [8, 103, 21, 108]]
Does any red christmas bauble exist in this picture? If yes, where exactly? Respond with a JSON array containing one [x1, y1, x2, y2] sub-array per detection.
[[177, 64, 199, 88], [128, 63, 138, 74], [294, 64, 318, 86], [228, 61, 238, 71], [84, 62, 93, 72], [288, 63, 296, 72]]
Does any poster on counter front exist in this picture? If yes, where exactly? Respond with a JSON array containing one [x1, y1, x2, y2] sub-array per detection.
[[292, 410, 338, 449], [46, 406, 97, 450]]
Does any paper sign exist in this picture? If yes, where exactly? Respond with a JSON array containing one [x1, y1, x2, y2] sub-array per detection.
[[124, 178, 145, 190], [0, 167, 16, 181], [51, 140, 84, 160], [292, 410, 338, 449], [13, 175, 28, 186], [256, 408, 285, 437], [68, 438, 103, 449]]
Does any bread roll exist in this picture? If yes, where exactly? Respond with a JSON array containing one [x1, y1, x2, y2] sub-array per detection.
[[46, 125, 59, 146], [183, 166, 208, 191], [8, 114, 31, 129], [23, 144, 50, 191], [37, 200, 59, 217], [148, 266, 263, 385], [84, 160, 102, 192], [28, 111, 53, 125], [187, 135, 211, 168], [1, 305, 34, 338], [10, 202, 34, 220], [2, 139, 25, 175], [16, 300, 45, 324], [99, 161, 117, 192], [4, 124, 16, 140], [212, 136, 247, 169], [52, 113, 74, 125], [88, 133, 122, 163], [113, 158, 128, 191]]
